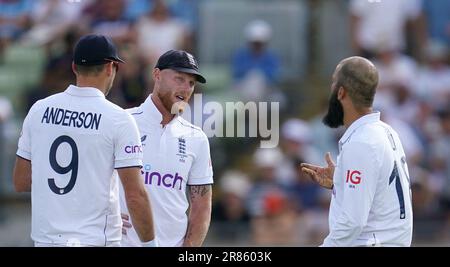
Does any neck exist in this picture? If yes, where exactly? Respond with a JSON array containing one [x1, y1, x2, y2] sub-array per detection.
[[76, 77, 107, 95], [343, 107, 373, 129], [151, 94, 175, 126]]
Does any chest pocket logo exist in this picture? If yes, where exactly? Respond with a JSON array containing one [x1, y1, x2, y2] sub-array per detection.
[[177, 138, 188, 163]]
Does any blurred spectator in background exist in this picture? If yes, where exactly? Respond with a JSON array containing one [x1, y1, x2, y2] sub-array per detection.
[[349, 0, 425, 59], [0, 0, 33, 63], [212, 170, 251, 243], [24, 30, 80, 111], [415, 40, 450, 107], [276, 118, 321, 187], [232, 20, 282, 104], [0, 96, 12, 123], [246, 148, 298, 245], [170, 0, 198, 35], [135, 0, 191, 68], [431, 108, 450, 242], [109, 44, 148, 108], [20, 0, 86, 50], [124, 0, 153, 21], [371, 42, 418, 124], [422, 0, 450, 47], [432, 109, 450, 208], [85, 0, 135, 45], [0, 96, 12, 215]]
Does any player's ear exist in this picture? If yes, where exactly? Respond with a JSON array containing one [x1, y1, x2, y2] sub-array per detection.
[[71, 62, 78, 75], [152, 68, 160, 81], [337, 86, 345, 101], [105, 62, 114, 76]]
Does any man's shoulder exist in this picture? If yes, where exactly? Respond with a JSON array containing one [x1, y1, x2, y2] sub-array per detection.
[[176, 117, 208, 139], [349, 121, 392, 147], [27, 92, 65, 116]]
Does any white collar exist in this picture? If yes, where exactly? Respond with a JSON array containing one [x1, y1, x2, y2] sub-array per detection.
[[339, 111, 381, 146], [65, 85, 105, 98], [142, 94, 179, 127]]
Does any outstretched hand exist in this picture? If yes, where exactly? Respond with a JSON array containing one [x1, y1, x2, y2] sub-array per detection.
[[300, 152, 335, 189]]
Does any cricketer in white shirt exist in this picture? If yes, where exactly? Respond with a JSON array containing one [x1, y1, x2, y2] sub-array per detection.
[[16, 85, 143, 246], [119, 95, 214, 247], [323, 112, 413, 246]]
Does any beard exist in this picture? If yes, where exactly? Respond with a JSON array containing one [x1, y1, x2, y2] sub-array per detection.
[[322, 88, 344, 128], [157, 90, 188, 115]]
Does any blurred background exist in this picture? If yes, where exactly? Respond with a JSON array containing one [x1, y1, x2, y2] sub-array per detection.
[[0, 0, 450, 246]]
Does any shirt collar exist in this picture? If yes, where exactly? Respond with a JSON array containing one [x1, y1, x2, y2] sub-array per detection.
[[65, 85, 105, 98], [142, 94, 178, 127], [339, 111, 381, 146]]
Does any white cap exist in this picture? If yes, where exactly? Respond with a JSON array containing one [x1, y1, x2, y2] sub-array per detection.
[[244, 20, 272, 43], [219, 171, 251, 198], [253, 147, 283, 168], [281, 118, 312, 144]]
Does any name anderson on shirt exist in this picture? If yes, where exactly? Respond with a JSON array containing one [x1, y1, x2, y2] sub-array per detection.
[[41, 107, 102, 130]]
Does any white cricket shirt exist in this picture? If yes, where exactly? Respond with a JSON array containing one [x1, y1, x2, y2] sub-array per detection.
[[322, 112, 413, 247], [17, 85, 143, 246], [119, 96, 213, 247]]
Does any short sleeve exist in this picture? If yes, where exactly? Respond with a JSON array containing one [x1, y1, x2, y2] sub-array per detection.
[[114, 112, 143, 169], [187, 133, 213, 185], [16, 102, 39, 160]]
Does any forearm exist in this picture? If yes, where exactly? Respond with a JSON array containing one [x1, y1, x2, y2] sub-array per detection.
[[183, 184, 212, 247], [13, 157, 32, 192], [183, 207, 211, 247], [126, 191, 155, 243]]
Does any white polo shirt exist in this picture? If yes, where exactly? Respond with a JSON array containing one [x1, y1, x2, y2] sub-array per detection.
[[17, 85, 143, 246], [322, 112, 413, 247], [119, 96, 213, 247]]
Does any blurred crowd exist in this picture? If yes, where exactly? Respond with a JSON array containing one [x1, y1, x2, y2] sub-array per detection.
[[0, 0, 450, 246]]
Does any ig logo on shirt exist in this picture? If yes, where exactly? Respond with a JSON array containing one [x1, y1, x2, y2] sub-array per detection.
[[346, 170, 362, 188]]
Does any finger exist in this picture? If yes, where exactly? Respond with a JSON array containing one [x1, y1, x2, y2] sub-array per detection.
[[122, 228, 127, 235], [325, 152, 335, 167], [300, 163, 321, 172], [121, 213, 129, 221], [302, 167, 318, 181], [123, 221, 132, 228]]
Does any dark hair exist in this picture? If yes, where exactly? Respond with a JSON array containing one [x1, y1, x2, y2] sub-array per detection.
[[336, 57, 379, 109], [74, 64, 107, 76]]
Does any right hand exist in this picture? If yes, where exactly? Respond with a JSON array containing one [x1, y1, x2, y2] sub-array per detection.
[[121, 213, 132, 235], [300, 152, 335, 190]]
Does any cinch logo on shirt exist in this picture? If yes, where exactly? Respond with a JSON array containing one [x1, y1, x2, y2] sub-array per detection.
[[141, 164, 183, 190], [125, 144, 142, 154], [346, 170, 361, 187]]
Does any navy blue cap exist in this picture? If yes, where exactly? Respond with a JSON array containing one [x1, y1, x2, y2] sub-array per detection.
[[73, 34, 124, 66], [155, 50, 206, 83]]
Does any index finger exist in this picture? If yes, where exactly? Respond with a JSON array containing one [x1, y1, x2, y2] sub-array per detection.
[[300, 163, 321, 172], [121, 213, 129, 221]]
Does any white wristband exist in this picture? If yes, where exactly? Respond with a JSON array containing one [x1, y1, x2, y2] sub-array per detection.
[[141, 238, 158, 247]]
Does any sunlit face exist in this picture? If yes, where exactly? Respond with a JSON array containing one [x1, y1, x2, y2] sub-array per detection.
[[154, 69, 196, 114]]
